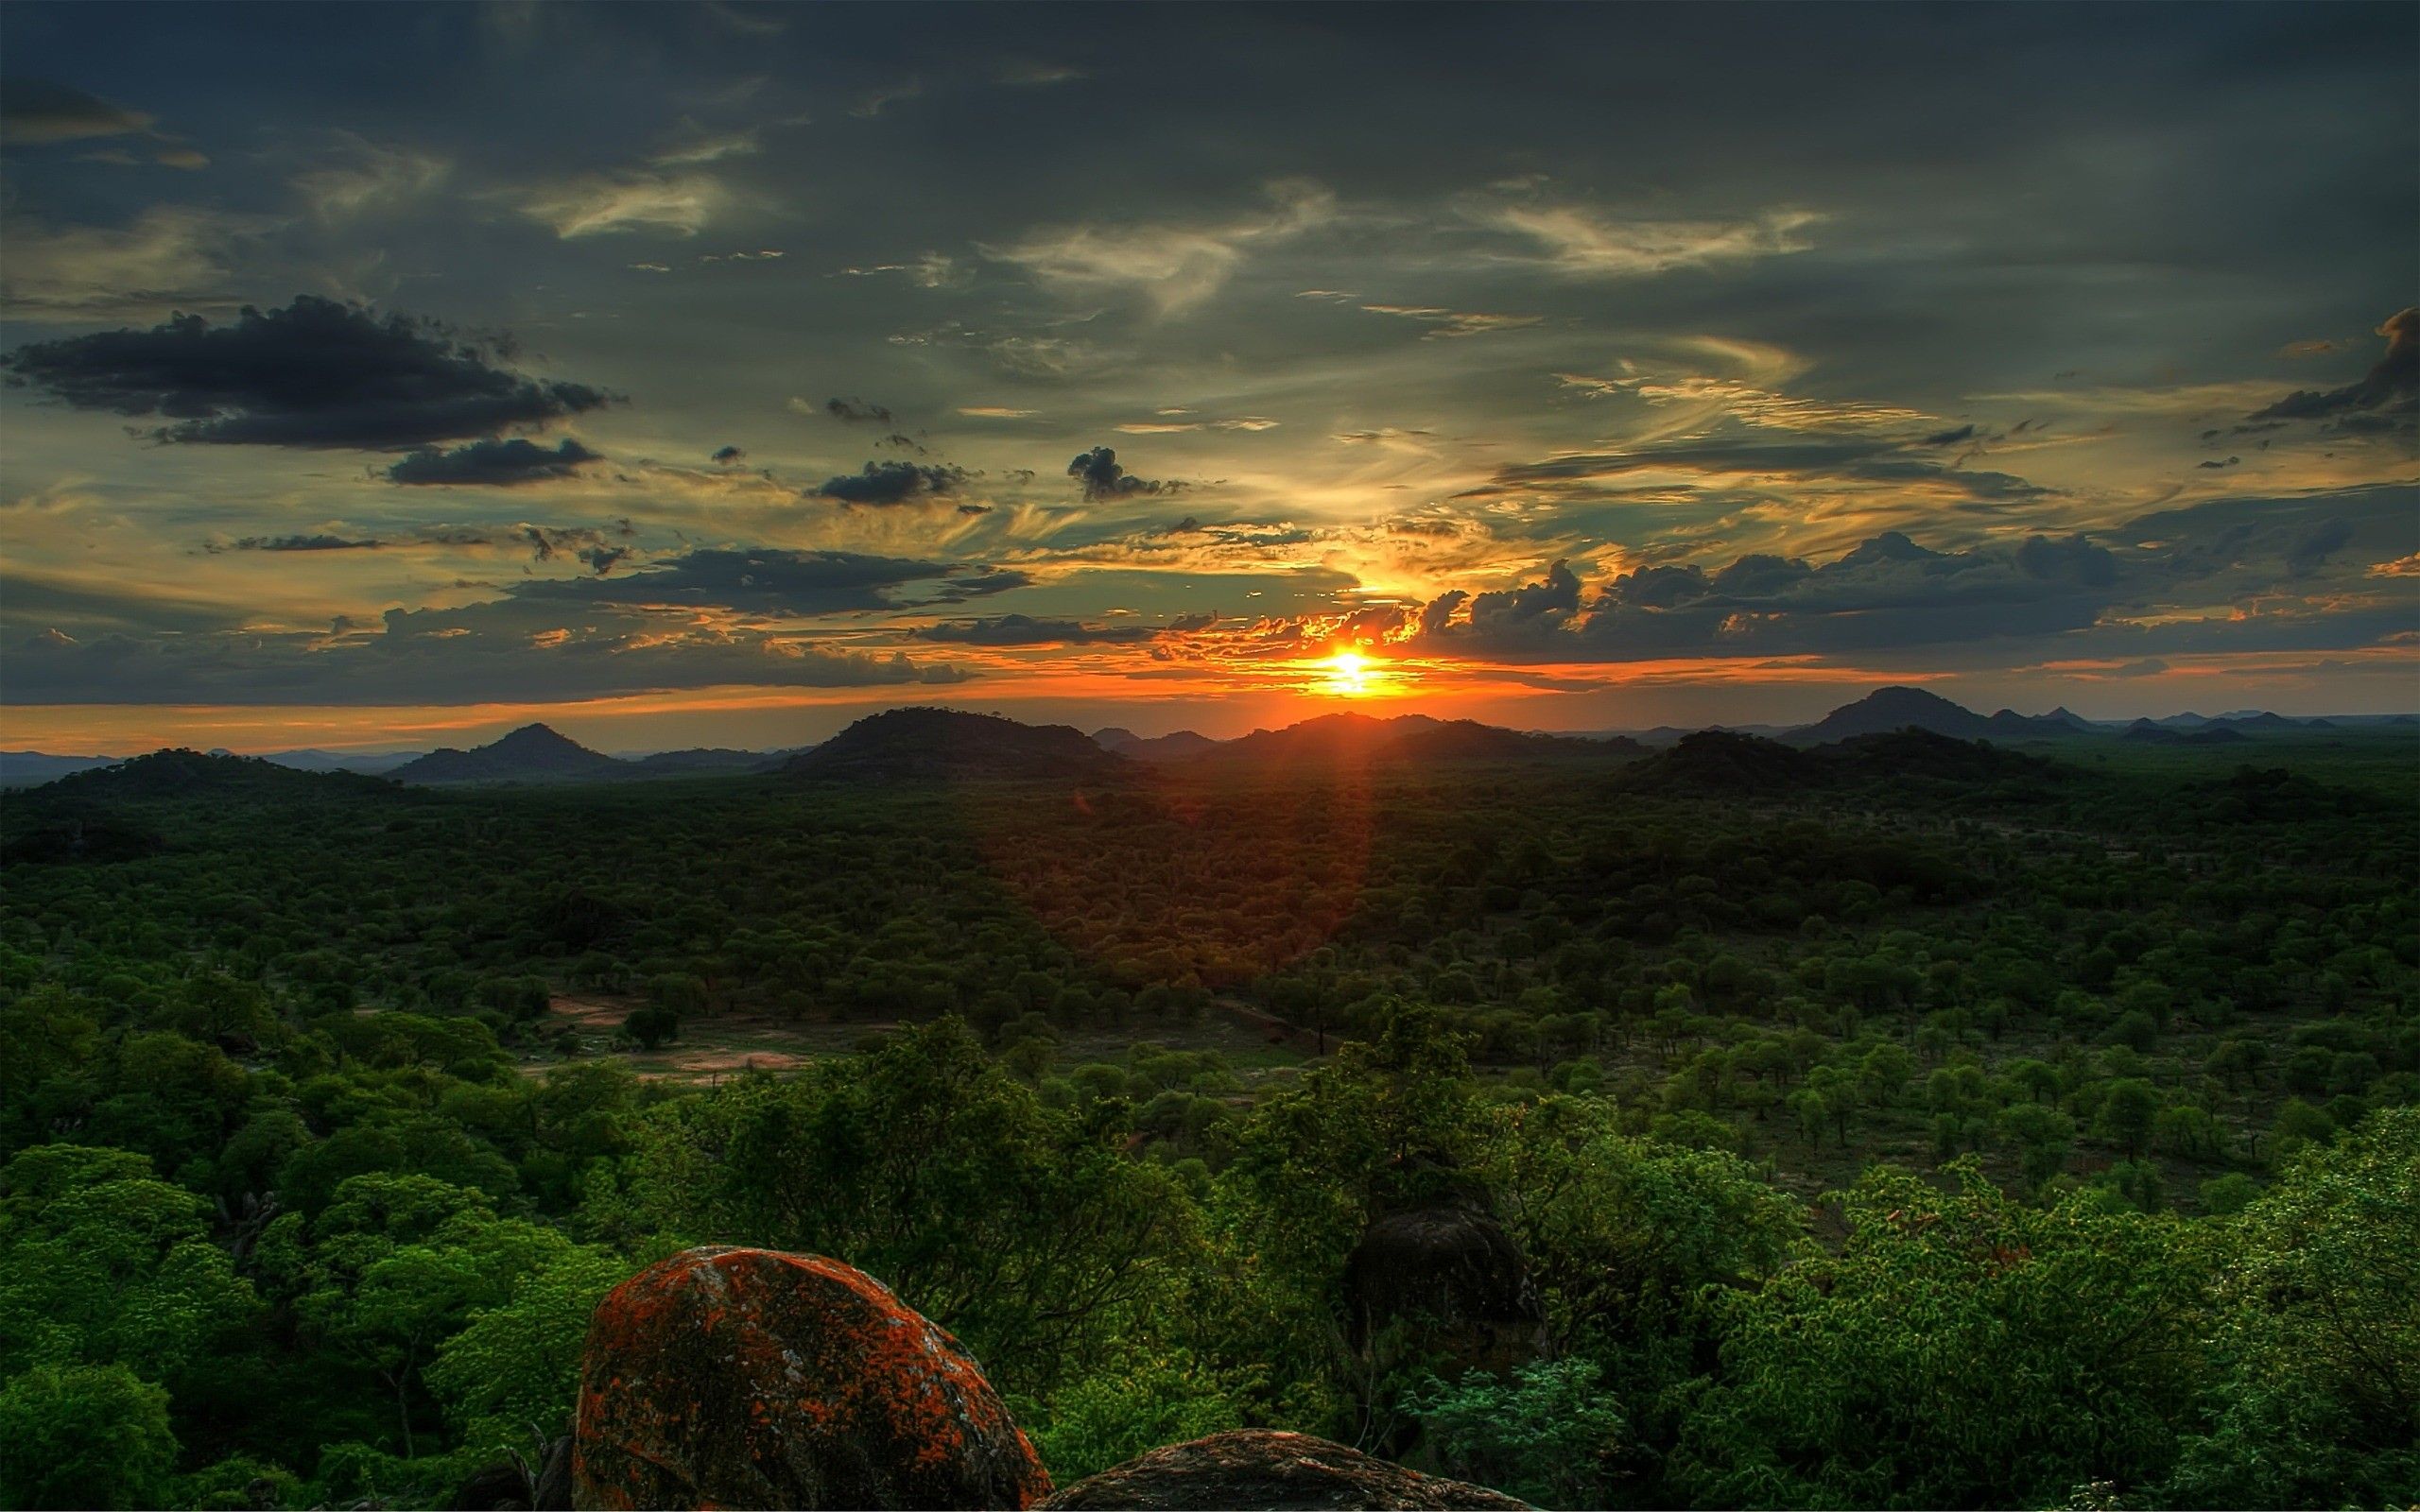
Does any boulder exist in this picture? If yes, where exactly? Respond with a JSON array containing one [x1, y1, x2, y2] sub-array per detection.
[[571, 1246, 1050, 1510], [1343, 1207, 1544, 1380], [1036, 1429, 1529, 1510]]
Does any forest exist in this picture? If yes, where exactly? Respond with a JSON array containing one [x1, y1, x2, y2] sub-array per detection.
[[0, 724, 2412, 1510]]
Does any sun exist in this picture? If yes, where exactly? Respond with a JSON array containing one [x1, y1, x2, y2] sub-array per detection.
[[1316, 649, 1376, 697]]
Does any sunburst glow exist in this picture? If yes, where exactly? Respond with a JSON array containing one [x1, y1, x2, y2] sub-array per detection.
[[1316, 649, 1378, 697]]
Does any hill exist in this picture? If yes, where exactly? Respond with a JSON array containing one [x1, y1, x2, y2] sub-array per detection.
[[1206, 713, 1639, 768], [631, 747, 777, 776], [390, 724, 629, 784], [1092, 728, 1222, 761], [1788, 686, 2094, 744], [786, 708, 1132, 782], [1614, 730, 1826, 793], [26, 748, 398, 803]]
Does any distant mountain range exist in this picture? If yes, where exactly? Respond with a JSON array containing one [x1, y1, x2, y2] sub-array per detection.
[[1782, 686, 2097, 745], [1, 692, 2404, 791]]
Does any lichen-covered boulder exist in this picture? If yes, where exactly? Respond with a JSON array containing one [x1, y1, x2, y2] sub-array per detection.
[[1344, 1207, 1544, 1380], [571, 1246, 1050, 1510], [1036, 1430, 1530, 1510]]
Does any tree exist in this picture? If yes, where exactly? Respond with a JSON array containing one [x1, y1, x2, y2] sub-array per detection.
[[1405, 1358, 1626, 1509], [0, 1363, 179, 1510], [2094, 1078, 2160, 1160], [426, 1246, 628, 1459], [2169, 1108, 2420, 1506], [1677, 1159, 2206, 1508], [0, 1144, 259, 1383]]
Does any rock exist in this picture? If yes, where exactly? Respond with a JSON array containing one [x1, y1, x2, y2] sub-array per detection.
[[571, 1246, 1050, 1510], [444, 1461, 532, 1510], [1036, 1430, 1530, 1510], [1344, 1207, 1544, 1380], [530, 1437, 572, 1512]]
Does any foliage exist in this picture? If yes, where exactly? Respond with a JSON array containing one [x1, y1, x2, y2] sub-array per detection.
[[1405, 1357, 1626, 1509]]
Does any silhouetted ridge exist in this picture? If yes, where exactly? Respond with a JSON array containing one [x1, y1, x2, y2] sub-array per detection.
[[32, 748, 397, 801], [1207, 712, 1639, 767], [391, 723, 627, 784], [786, 707, 1132, 782], [1093, 727, 1221, 760], [1617, 730, 1825, 792], [1822, 728, 2054, 782], [1791, 685, 2089, 744]]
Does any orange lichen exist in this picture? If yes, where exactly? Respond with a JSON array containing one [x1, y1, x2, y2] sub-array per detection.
[[572, 1246, 1049, 1510]]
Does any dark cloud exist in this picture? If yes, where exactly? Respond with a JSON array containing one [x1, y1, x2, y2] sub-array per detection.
[[1470, 434, 2051, 507], [222, 533, 383, 553], [387, 436, 601, 486], [5, 611, 971, 706], [511, 546, 1026, 616], [0, 79, 151, 143], [2245, 307, 2418, 430], [913, 613, 1162, 645], [1, 296, 614, 449], [1418, 529, 2126, 660], [1068, 445, 1182, 503], [824, 396, 894, 424], [815, 459, 973, 505], [1919, 424, 1977, 447], [711, 444, 746, 464]]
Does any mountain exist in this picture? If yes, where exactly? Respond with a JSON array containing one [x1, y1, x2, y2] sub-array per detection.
[[786, 708, 1132, 782], [1092, 728, 1222, 761], [263, 747, 426, 775], [1789, 686, 2091, 744], [0, 751, 119, 787], [1203, 713, 1640, 768], [390, 724, 629, 784], [27, 748, 398, 802]]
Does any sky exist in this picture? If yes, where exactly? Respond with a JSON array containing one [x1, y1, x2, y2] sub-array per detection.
[[1, 1, 2414, 754]]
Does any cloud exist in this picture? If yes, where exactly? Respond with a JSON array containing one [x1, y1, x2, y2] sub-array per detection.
[[913, 613, 1161, 645], [983, 179, 1334, 315], [848, 78, 924, 118], [999, 60, 1087, 87], [1067, 445, 1182, 502], [223, 533, 382, 553], [0, 207, 254, 323], [815, 460, 973, 505], [959, 405, 1036, 419], [1359, 304, 1544, 339], [1, 78, 153, 143], [711, 444, 746, 464], [1469, 433, 2050, 507], [510, 546, 1028, 615], [2244, 307, 2418, 434], [2, 295, 615, 449], [386, 437, 603, 486], [821, 395, 895, 424], [1113, 416, 1279, 434], [6, 595, 974, 706], [1, 78, 203, 166], [514, 170, 732, 237], [1480, 201, 1819, 279], [292, 132, 451, 221], [649, 124, 762, 165]]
